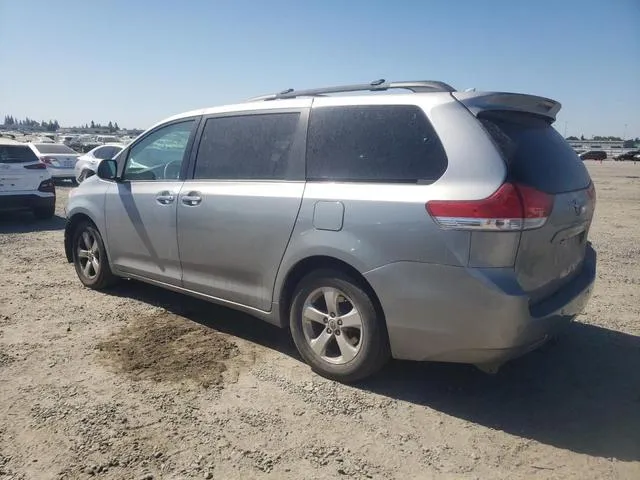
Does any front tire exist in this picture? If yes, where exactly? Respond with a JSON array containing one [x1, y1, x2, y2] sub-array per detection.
[[72, 221, 118, 289], [289, 270, 390, 383]]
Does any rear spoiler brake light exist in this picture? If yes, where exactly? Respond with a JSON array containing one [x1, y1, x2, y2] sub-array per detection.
[[452, 92, 561, 122]]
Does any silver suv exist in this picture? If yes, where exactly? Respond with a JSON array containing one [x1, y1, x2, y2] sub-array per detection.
[[64, 80, 596, 382]]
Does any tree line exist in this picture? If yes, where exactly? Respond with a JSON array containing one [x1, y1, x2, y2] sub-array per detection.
[[3, 115, 60, 132], [566, 135, 624, 141], [566, 134, 640, 148], [3, 115, 121, 132]]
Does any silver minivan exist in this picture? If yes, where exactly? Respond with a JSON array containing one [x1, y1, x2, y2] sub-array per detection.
[[64, 80, 596, 382]]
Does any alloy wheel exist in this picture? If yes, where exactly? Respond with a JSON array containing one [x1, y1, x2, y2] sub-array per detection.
[[301, 287, 364, 364], [76, 230, 100, 279]]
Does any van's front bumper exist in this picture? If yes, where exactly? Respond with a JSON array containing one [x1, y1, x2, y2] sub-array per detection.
[[364, 245, 596, 365]]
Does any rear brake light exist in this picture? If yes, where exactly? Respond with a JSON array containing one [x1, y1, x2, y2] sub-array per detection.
[[38, 179, 55, 193], [24, 163, 47, 169], [41, 156, 56, 165], [426, 182, 553, 231]]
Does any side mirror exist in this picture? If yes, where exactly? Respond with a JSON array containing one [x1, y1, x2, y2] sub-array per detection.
[[97, 159, 118, 180]]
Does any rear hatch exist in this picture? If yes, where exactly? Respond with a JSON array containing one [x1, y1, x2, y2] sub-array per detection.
[[0, 144, 47, 192], [475, 107, 594, 302]]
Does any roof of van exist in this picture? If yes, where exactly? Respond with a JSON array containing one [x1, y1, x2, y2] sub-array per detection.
[[145, 79, 561, 133]]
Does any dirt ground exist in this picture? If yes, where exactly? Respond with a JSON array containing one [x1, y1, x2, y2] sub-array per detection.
[[1, 162, 639, 480]]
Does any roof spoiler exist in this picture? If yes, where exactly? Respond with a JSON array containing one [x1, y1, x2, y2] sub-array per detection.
[[452, 91, 561, 122]]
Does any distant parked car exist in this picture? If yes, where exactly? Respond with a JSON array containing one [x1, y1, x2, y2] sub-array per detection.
[[579, 150, 607, 161], [69, 136, 101, 153], [614, 150, 640, 161], [75, 144, 124, 183], [96, 135, 120, 144], [28, 143, 80, 183], [0, 138, 55, 219]]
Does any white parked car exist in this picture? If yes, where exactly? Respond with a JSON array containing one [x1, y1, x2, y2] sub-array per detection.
[[96, 135, 120, 144], [0, 138, 56, 219], [74, 144, 124, 183], [28, 143, 80, 183]]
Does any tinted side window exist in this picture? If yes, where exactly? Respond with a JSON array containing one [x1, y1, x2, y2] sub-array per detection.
[[306, 105, 448, 183], [95, 146, 121, 159], [194, 113, 300, 180], [480, 111, 591, 193]]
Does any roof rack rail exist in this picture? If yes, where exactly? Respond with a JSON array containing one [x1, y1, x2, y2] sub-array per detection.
[[246, 79, 456, 101]]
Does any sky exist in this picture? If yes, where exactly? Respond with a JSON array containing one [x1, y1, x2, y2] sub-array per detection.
[[1, 0, 638, 137]]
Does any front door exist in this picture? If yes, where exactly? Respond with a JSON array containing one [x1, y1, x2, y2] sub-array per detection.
[[177, 110, 308, 311], [105, 119, 197, 285]]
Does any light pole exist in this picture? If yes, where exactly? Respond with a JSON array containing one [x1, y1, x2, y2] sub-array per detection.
[[623, 123, 628, 140]]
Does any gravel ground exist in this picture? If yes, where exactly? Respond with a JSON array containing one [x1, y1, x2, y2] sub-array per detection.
[[1, 162, 639, 480]]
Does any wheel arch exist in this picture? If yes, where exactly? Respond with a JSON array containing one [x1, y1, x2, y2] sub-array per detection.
[[277, 255, 387, 332], [64, 212, 99, 263]]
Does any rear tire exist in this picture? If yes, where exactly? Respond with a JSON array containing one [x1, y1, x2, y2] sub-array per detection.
[[289, 269, 390, 383], [72, 220, 118, 289], [33, 204, 55, 220]]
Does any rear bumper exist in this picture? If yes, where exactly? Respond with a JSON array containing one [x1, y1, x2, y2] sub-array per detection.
[[364, 245, 596, 365], [48, 167, 76, 179], [0, 192, 55, 211]]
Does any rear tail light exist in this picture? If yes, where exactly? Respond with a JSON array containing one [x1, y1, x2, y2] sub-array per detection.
[[24, 162, 47, 170], [40, 156, 57, 166], [426, 182, 553, 231], [38, 179, 55, 193]]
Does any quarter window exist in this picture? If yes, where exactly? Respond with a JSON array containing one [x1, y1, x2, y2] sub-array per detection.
[[194, 113, 300, 180], [306, 105, 448, 183]]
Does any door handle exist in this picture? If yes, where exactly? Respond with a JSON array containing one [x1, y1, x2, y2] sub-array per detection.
[[156, 191, 175, 205], [181, 191, 202, 206]]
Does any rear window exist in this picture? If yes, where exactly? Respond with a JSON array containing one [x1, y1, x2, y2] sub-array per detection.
[[480, 111, 591, 193], [306, 105, 448, 183], [0, 145, 39, 163], [33, 144, 77, 154]]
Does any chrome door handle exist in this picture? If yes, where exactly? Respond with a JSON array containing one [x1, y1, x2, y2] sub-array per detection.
[[156, 192, 175, 205], [181, 192, 202, 206]]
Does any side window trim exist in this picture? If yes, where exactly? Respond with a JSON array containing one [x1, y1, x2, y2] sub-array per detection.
[[185, 108, 309, 182], [117, 116, 202, 182]]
